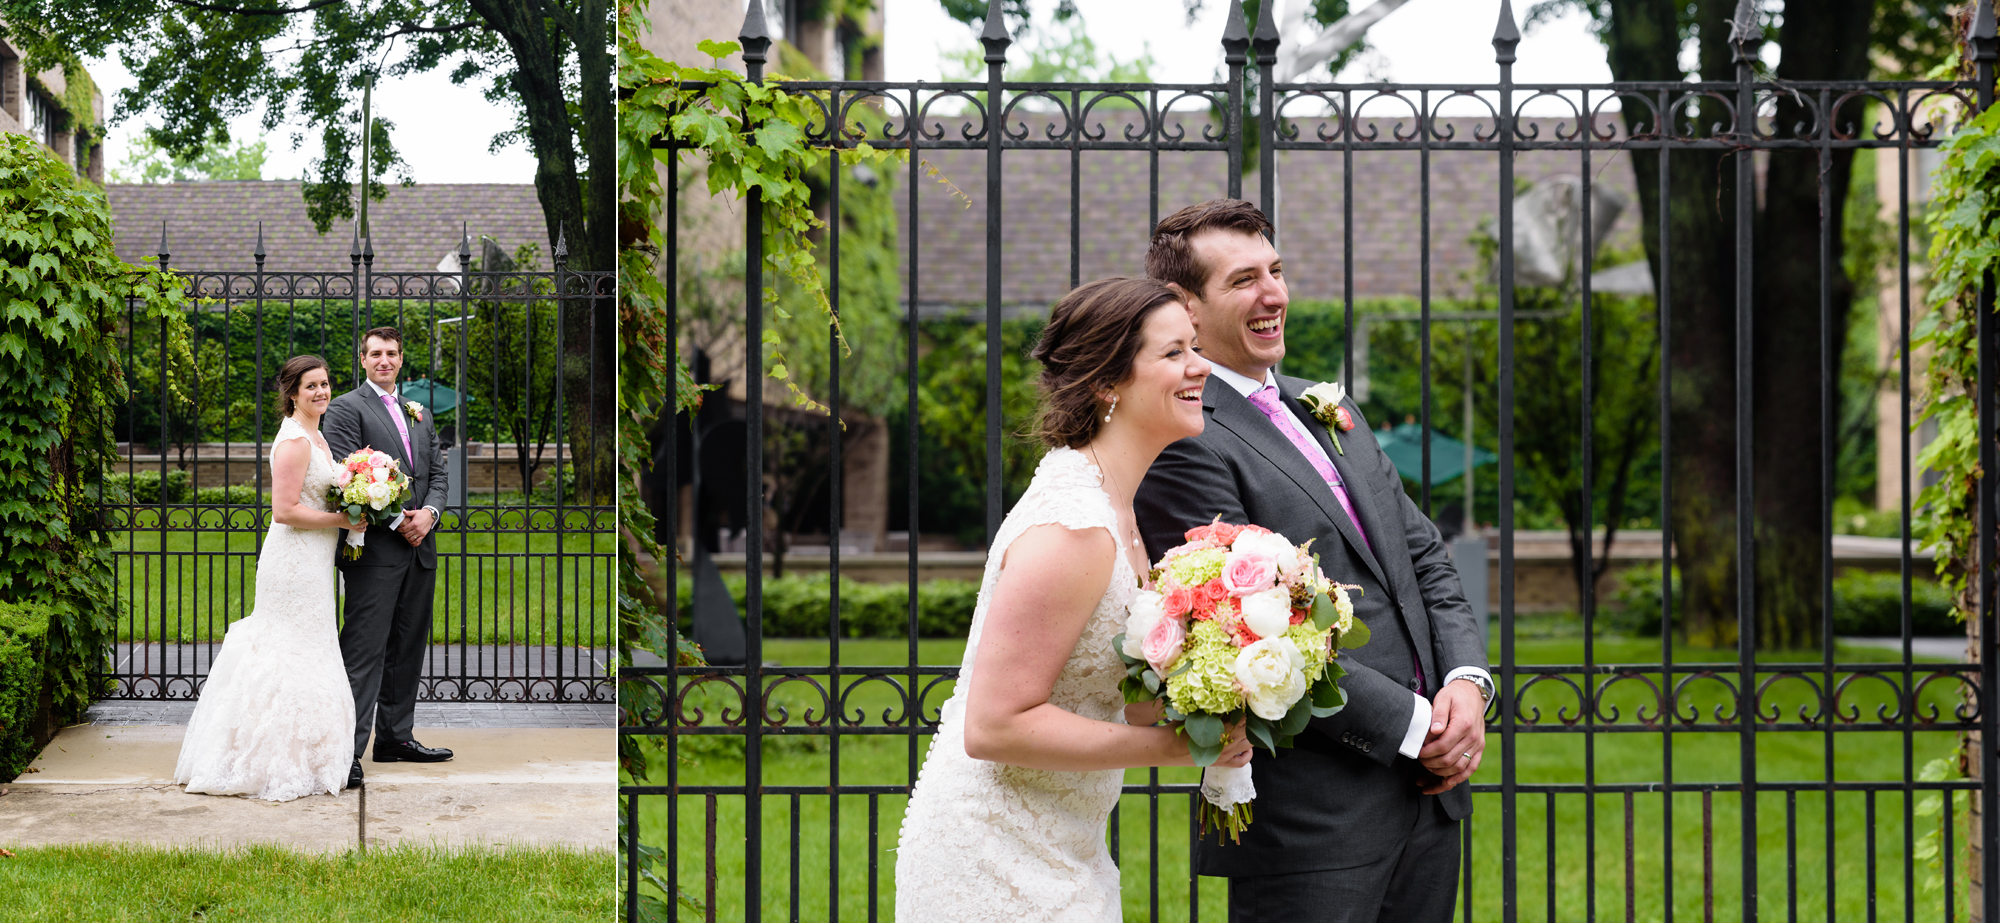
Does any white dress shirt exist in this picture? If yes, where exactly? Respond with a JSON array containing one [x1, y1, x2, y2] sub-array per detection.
[[1209, 363, 1493, 758]]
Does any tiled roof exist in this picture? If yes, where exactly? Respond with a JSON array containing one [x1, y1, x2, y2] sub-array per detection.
[[894, 114, 1643, 310], [107, 182, 553, 274]]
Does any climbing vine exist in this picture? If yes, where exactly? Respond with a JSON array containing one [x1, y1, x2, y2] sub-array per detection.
[[1911, 95, 2000, 619], [0, 132, 193, 728]]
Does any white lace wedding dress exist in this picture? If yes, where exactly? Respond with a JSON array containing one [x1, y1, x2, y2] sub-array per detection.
[[174, 416, 356, 801], [895, 446, 1137, 922]]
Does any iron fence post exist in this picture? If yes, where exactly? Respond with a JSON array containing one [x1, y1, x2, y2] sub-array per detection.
[[1222, 0, 1246, 201], [981, 1, 1009, 548], [1252, 0, 1278, 222], [1730, 4, 1762, 918], [1492, 5, 1520, 921], [1970, 5, 1998, 922], [740, 4, 771, 920]]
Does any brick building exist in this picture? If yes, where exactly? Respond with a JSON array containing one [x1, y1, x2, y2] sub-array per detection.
[[0, 25, 103, 180]]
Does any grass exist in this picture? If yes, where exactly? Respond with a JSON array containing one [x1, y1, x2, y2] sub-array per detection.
[[0, 843, 612, 922], [625, 636, 1978, 922], [110, 509, 613, 645]]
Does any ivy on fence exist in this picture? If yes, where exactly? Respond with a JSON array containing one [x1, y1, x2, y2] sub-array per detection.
[[0, 132, 194, 776]]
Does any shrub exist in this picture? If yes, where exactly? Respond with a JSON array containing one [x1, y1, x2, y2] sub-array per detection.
[[1610, 566, 1958, 639], [104, 469, 193, 504], [0, 601, 53, 780], [673, 575, 981, 638]]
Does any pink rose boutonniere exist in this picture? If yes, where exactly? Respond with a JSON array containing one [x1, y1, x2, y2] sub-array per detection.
[[404, 400, 425, 423], [1295, 381, 1355, 455]]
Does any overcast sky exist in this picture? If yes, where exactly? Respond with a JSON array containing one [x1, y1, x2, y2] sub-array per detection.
[[84, 51, 539, 185]]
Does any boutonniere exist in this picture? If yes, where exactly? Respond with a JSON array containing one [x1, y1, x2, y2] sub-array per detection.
[[1295, 381, 1355, 455], [404, 400, 425, 423]]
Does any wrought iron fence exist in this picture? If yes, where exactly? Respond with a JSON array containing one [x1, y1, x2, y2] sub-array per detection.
[[624, 0, 2000, 919], [102, 225, 616, 704]]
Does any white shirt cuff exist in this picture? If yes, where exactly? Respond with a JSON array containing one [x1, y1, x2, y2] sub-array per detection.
[[387, 512, 405, 530], [1399, 692, 1431, 758], [1442, 666, 1494, 691], [424, 505, 440, 518]]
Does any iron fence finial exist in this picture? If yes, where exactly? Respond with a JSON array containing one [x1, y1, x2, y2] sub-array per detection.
[[980, 0, 1010, 62], [254, 221, 265, 262], [1221, 0, 1249, 63], [555, 225, 569, 261], [1251, 0, 1280, 57], [1729, 0, 1763, 63], [156, 220, 169, 264], [349, 223, 361, 261], [1493, 0, 1521, 65], [740, 0, 771, 68]]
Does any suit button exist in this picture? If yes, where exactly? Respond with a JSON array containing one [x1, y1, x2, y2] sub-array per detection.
[[1362, 742, 1372, 752]]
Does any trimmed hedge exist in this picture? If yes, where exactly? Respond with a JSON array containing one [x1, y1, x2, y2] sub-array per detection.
[[674, 575, 981, 638], [0, 601, 53, 781], [1612, 567, 1958, 638], [103, 470, 262, 506]]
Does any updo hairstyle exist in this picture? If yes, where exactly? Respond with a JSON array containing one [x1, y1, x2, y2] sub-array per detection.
[[274, 354, 330, 418], [1029, 276, 1184, 449]]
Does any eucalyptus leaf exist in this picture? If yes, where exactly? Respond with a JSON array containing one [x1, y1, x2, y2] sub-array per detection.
[[1246, 717, 1276, 755], [1338, 615, 1372, 650], [1183, 712, 1224, 749], [1278, 696, 1314, 738]]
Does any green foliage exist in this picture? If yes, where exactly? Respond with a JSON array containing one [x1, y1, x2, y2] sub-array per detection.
[[941, 16, 1156, 107], [1912, 101, 2000, 621], [0, 132, 194, 727], [108, 135, 269, 184], [889, 316, 1046, 547], [1611, 565, 1957, 638], [672, 575, 981, 639], [0, 600, 53, 780]]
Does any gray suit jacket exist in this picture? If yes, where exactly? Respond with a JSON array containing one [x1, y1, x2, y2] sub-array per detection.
[[1134, 372, 1484, 876], [323, 385, 449, 569]]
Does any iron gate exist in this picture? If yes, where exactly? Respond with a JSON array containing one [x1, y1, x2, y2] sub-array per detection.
[[102, 227, 616, 704], [624, 0, 2000, 919]]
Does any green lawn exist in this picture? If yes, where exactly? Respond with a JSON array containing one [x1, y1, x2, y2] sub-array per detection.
[[626, 637, 1977, 922], [0, 843, 612, 922], [110, 508, 613, 645]]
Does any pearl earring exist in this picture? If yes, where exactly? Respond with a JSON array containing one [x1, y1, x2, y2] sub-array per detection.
[[1103, 395, 1118, 423]]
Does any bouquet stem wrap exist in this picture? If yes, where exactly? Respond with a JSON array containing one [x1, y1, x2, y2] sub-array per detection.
[[1199, 763, 1258, 838]]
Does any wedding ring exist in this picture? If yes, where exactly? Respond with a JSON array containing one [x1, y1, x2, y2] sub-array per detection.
[[1461, 750, 1475, 762]]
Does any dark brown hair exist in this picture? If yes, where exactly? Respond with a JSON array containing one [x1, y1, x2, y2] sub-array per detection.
[[1145, 199, 1274, 295], [274, 354, 330, 417], [1029, 277, 1184, 449], [359, 326, 404, 354]]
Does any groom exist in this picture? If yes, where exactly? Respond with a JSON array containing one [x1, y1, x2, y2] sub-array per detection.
[[323, 326, 455, 789], [1134, 200, 1491, 922]]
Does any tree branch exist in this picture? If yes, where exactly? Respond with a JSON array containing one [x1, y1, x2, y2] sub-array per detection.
[[163, 0, 342, 14], [386, 19, 482, 38]]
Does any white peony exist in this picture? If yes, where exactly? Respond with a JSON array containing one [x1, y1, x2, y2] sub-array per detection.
[[1234, 637, 1308, 720], [1122, 590, 1167, 660], [1232, 530, 1302, 574], [365, 479, 394, 509], [1238, 587, 1293, 640]]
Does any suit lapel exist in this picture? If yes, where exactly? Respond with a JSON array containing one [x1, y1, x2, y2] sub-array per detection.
[[1277, 374, 1435, 685], [360, 387, 418, 476], [1205, 378, 1390, 591]]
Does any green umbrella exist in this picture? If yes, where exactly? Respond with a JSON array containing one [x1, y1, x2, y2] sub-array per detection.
[[1373, 422, 1496, 484], [400, 379, 467, 416]]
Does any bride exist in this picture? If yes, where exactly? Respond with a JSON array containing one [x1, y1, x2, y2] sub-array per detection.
[[895, 277, 1253, 920], [175, 355, 363, 801]]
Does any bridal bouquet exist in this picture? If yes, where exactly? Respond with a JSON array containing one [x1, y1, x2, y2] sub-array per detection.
[[327, 447, 413, 560], [1112, 519, 1369, 841]]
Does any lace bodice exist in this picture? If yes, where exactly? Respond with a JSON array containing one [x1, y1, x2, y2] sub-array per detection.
[[278, 417, 336, 513], [894, 446, 1137, 922]]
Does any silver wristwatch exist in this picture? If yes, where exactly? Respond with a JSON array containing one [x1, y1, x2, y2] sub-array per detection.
[[1454, 674, 1494, 703]]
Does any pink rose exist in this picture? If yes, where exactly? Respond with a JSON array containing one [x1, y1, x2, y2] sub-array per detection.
[[368, 451, 393, 469], [1142, 613, 1186, 674], [335, 468, 353, 487], [1221, 552, 1278, 596]]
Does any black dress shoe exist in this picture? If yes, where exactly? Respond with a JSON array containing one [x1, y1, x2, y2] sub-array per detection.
[[372, 739, 454, 763], [347, 759, 364, 789]]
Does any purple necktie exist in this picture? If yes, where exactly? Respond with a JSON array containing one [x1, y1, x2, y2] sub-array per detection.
[[1244, 385, 1422, 694], [380, 392, 414, 463]]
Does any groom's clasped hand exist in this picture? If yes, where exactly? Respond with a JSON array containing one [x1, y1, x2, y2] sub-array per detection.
[[395, 507, 436, 545], [1415, 675, 1487, 794]]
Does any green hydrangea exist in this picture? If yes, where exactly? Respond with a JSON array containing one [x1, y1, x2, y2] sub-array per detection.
[[1166, 620, 1244, 715], [1166, 547, 1227, 588], [1287, 622, 1332, 682]]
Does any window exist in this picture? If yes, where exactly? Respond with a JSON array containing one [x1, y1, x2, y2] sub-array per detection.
[[23, 89, 58, 149]]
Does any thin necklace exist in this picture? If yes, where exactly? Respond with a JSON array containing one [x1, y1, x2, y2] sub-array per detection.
[[1089, 446, 1146, 583]]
